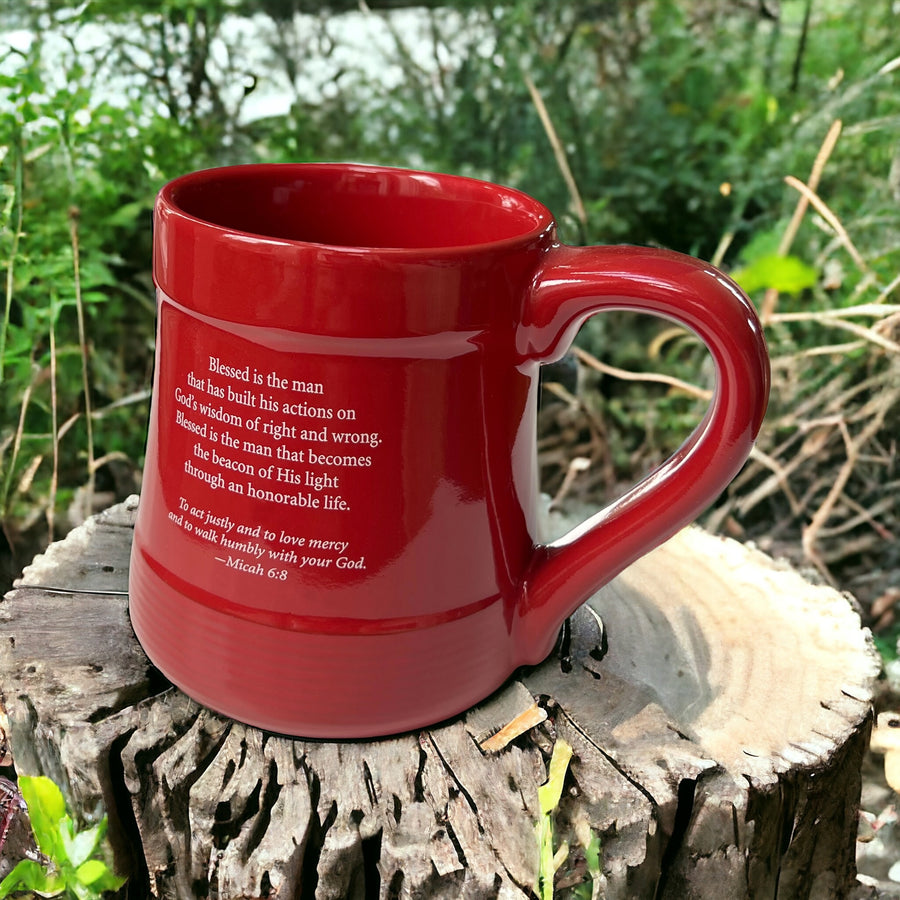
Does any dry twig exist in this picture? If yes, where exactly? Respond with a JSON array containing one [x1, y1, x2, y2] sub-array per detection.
[[524, 72, 587, 231], [761, 120, 843, 322]]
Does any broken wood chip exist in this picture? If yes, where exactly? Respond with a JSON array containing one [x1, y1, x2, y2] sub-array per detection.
[[479, 702, 548, 753]]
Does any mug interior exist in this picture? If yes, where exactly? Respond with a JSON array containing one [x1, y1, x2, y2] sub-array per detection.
[[164, 165, 552, 251]]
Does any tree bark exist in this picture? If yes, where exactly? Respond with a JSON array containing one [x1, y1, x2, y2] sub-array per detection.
[[0, 498, 881, 899]]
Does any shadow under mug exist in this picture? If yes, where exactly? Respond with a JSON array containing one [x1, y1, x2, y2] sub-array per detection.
[[129, 163, 770, 738]]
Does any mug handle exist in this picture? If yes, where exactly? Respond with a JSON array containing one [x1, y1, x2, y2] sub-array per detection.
[[514, 244, 770, 663]]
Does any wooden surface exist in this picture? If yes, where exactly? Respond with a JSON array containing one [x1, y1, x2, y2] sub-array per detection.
[[0, 498, 882, 899]]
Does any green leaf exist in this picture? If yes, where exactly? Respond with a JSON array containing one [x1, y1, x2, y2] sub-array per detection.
[[60, 818, 106, 868], [1, 780, 125, 899], [75, 858, 126, 891], [0, 858, 65, 898], [731, 254, 818, 295], [104, 199, 151, 229], [536, 813, 555, 900], [537, 738, 574, 815], [874, 625, 900, 663], [734, 224, 786, 264], [74, 859, 109, 886], [535, 739, 575, 900], [584, 831, 603, 875], [18, 775, 67, 861]]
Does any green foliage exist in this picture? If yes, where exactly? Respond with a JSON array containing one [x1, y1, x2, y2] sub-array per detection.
[[1, 104, 140, 528], [0, 775, 125, 899], [535, 739, 604, 898], [0, 1, 250, 535], [873, 627, 900, 664], [351, 0, 898, 255], [536, 738, 574, 899], [731, 254, 819, 295]]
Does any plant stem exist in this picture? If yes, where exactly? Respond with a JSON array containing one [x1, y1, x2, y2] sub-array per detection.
[[48, 290, 59, 542], [69, 207, 95, 508], [524, 72, 587, 238], [761, 119, 842, 323], [0, 363, 36, 519], [0, 134, 24, 383], [790, 0, 814, 94]]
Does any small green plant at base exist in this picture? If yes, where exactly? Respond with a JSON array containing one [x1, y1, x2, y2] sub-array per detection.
[[536, 738, 603, 899], [0, 775, 125, 899]]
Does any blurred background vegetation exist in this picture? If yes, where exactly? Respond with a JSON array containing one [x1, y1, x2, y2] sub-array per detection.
[[1, 0, 898, 638]]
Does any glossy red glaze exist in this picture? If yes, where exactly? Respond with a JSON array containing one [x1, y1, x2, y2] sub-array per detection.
[[129, 164, 769, 737]]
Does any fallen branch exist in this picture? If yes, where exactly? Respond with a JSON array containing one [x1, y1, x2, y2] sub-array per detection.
[[571, 346, 711, 401]]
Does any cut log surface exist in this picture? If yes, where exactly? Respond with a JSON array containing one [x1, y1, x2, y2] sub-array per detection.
[[0, 498, 882, 899]]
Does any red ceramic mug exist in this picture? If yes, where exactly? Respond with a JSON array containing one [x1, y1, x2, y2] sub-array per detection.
[[129, 163, 769, 738]]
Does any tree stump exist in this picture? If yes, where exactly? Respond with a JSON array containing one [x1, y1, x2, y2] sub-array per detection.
[[0, 498, 882, 899]]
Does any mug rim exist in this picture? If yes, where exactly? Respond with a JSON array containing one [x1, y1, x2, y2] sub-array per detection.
[[156, 162, 557, 256]]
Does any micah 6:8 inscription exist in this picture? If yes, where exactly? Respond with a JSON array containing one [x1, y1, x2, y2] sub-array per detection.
[[166, 355, 380, 580]]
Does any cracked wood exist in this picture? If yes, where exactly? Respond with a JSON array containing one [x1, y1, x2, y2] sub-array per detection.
[[0, 498, 880, 899]]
